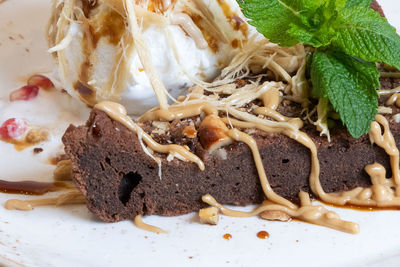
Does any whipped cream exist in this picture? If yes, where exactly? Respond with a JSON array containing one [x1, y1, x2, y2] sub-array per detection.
[[49, 0, 253, 114]]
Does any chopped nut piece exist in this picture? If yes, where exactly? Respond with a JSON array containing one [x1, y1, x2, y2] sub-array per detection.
[[187, 86, 205, 100], [393, 113, 400, 123], [177, 95, 186, 102], [282, 99, 292, 107], [245, 128, 257, 135], [199, 207, 219, 225], [49, 154, 68, 165], [54, 160, 72, 181], [25, 129, 49, 144], [198, 115, 232, 151], [235, 79, 247, 88], [151, 121, 170, 135], [182, 125, 197, 138], [33, 147, 43, 154], [166, 153, 174, 162], [212, 148, 228, 160], [260, 210, 292, 222]]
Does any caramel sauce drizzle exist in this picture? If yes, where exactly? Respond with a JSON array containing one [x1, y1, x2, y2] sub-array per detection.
[[202, 193, 359, 234], [254, 88, 303, 128], [134, 215, 168, 234], [170, 13, 208, 49], [226, 128, 297, 210], [139, 101, 218, 122], [5, 191, 85, 211], [386, 93, 400, 108], [3, 166, 83, 212], [95, 101, 205, 171], [310, 115, 400, 207]]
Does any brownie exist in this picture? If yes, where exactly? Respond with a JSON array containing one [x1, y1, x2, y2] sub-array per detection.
[[63, 87, 400, 223]]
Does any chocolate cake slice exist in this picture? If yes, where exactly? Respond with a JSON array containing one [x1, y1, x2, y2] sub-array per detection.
[[62, 76, 400, 223]]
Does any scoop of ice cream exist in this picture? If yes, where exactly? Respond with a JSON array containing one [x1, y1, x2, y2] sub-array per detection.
[[48, 0, 252, 114]]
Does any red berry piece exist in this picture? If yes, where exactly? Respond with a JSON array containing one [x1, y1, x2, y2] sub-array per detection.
[[27, 75, 55, 90], [0, 118, 27, 139], [9, 85, 39, 102]]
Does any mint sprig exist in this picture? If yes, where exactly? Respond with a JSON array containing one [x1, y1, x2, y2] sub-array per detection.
[[237, 0, 400, 138], [311, 51, 379, 138]]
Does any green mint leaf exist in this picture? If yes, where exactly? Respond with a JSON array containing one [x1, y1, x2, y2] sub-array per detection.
[[311, 50, 379, 138], [237, 0, 303, 46], [331, 7, 400, 69], [345, 0, 372, 8], [331, 0, 347, 10], [237, 0, 341, 47], [288, 16, 336, 47], [300, 0, 343, 12], [287, 24, 320, 46]]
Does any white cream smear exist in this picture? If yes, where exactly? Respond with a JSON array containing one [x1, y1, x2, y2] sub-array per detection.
[[0, 0, 90, 178], [49, 0, 254, 114]]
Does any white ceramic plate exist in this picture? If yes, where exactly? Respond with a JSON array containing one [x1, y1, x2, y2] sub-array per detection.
[[1, 1, 400, 266]]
